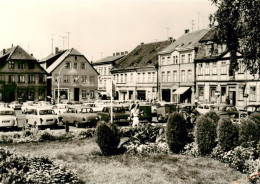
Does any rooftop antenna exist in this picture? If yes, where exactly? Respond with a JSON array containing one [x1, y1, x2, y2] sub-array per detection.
[[27, 42, 30, 53], [51, 34, 54, 54], [59, 36, 67, 50], [65, 32, 70, 49], [190, 20, 195, 32], [198, 12, 200, 30], [165, 27, 170, 38]]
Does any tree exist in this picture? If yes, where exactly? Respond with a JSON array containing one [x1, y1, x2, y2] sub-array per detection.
[[210, 0, 260, 76]]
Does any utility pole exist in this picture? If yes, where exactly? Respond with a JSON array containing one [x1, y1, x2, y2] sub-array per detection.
[[190, 20, 194, 32], [66, 32, 70, 49]]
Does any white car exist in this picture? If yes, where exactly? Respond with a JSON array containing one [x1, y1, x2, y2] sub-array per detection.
[[53, 104, 68, 115], [0, 108, 18, 129], [8, 101, 22, 110], [196, 103, 215, 115], [26, 107, 58, 129], [21, 101, 36, 114], [37, 101, 53, 108]]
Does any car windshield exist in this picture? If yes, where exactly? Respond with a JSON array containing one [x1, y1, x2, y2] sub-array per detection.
[[39, 110, 55, 115], [81, 108, 92, 113], [113, 107, 125, 113], [0, 111, 15, 115]]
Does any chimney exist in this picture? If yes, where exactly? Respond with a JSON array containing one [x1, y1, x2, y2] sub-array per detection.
[[31, 54, 33, 56], [124, 51, 128, 55], [113, 53, 116, 56], [3, 49, 6, 54], [140, 42, 144, 46], [116, 52, 120, 56], [121, 52, 124, 55], [168, 37, 173, 41], [184, 29, 190, 34], [11, 44, 13, 47], [55, 47, 59, 54]]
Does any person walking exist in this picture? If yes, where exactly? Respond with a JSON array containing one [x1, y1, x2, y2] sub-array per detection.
[[131, 103, 140, 127]]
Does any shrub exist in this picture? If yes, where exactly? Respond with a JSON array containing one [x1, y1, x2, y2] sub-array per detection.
[[249, 112, 260, 141], [205, 110, 220, 125], [39, 131, 56, 142], [195, 116, 217, 155], [166, 112, 188, 153], [96, 121, 120, 156], [183, 142, 199, 157], [239, 119, 258, 147], [217, 118, 239, 151]]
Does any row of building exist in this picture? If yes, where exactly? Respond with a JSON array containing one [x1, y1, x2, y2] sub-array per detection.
[[0, 28, 259, 108], [93, 29, 260, 108]]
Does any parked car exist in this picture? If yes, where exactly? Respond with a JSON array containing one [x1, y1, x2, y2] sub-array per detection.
[[97, 106, 130, 124], [37, 101, 53, 108], [0, 108, 18, 129], [196, 103, 215, 115], [215, 105, 239, 118], [26, 107, 58, 129], [8, 101, 22, 110], [157, 104, 177, 122], [239, 104, 260, 118], [53, 104, 68, 115], [0, 101, 7, 108], [21, 101, 35, 114], [58, 107, 98, 127], [139, 105, 152, 123]]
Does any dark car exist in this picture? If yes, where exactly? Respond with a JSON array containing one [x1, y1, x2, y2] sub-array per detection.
[[97, 106, 130, 124], [156, 104, 177, 122], [139, 105, 152, 123], [239, 104, 260, 117], [214, 105, 239, 118]]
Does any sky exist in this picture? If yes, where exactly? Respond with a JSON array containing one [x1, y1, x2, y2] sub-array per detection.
[[0, 0, 217, 62]]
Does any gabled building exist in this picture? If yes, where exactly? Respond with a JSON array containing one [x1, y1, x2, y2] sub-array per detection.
[[92, 52, 127, 99], [158, 29, 209, 103], [0, 45, 47, 102], [111, 40, 173, 101], [40, 48, 98, 102], [195, 29, 260, 108]]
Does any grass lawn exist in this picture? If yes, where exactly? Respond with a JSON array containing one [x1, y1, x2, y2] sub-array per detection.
[[2, 138, 248, 184]]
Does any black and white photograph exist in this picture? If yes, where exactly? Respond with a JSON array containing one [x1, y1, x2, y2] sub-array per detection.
[[0, 0, 260, 183]]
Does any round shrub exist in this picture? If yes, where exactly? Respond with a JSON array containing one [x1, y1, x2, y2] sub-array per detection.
[[166, 112, 188, 153], [195, 116, 217, 155], [239, 118, 258, 147], [217, 118, 239, 151], [96, 121, 120, 156], [205, 110, 220, 125]]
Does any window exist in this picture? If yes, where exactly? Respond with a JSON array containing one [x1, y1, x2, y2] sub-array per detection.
[[39, 75, 45, 83], [221, 61, 227, 74], [161, 57, 165, 65], [198, 86, 204, 101], [38, 89, 45, 100], [82, 90, 87, 98], [167, 56, 171, 64], [131, 73, 133, 81], [100, 79, 102, 84], [81, 63, 86, 69], [75, 56, 78, 60], [104, 80, 106, 86], [162, 71, 165, 82], [210, 86, 217, 102], [212, 62, 217, 75], [175, 56, 178, 64], [73, 75, 78, 83], [198, 63, 203, 75], [137, 73, 141, 83], [188, 70, 192, 81], [18, 75, 25, 83], [221, 86, 226, 102], [74, 63, 78, 69], [28, 62, 34, 69], [148, 72, 151, 82], [104, 67, 107, 75], [238, 60, 245, 73], [125, 74, 127, 83], [63, 75, 69, 83], [81, 76, 88, 83], [90, 90, 94, 98], [18, 62, 25, 69], [0, 75, 5, 82], [8, 61, 15, 69], [205, 63, 210, 75], [188, 54, 192, 63], [173, 56, 176, 64], [152, 72, 156, 82], [65, 62, 71, 69], [238, 87, 243, 101], [167, 71, 171, 82], [181, 70, 185, 82], [116, 74, 119, 83], [142, 73, 146, 83], [90, 76, 95, 84], [206, 44, 213, 56], [120, 74, 123, 83], [28, 75, 35, 83], [173, 71, 177, 82], [9, 75, 15, 82], [181, 55, 185, 63], [54, 75, 58, 83], [250, 86, 256, 101]]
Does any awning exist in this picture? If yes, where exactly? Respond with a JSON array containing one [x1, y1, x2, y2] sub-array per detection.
[[172, 87, 190, 95]]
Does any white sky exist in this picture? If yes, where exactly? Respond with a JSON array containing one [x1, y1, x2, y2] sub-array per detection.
[[0, 0, 217, 61]]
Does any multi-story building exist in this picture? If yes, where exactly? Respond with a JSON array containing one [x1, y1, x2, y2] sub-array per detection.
[[92, 52, 127, 98], [111, 40, 172, 101], [195, 29, 260, 108], [40, 48, 98, 102], [158, 29, 209, 103], [0, 45, 47, 102]]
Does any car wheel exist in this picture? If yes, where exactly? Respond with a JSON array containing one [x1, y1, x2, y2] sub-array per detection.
[[75, 122, 80, 128]]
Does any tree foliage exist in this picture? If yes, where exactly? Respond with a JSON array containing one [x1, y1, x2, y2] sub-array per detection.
[[210, 0, 260, 76]]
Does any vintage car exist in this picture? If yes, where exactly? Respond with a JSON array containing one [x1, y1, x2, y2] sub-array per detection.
[[196, 103, 215, 115], [53, 104, 68, 115], [0, 108, 18, 129], [21, 101, 36, 114], [239, 104, 260, 118], [0, 101, 7, 107], [157, 104, 177, 122], [214, 105, 239, 118], [138, 105, 153, 123], [8, 101, 22, 110], [58, 107, 98, 127], [26, 107, 58, 129], [97, 106, 130, 124]]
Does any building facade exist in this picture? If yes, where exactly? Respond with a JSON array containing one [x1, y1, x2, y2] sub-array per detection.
[[0, 45, 47, 102], [158, 29, 209, 103], [111, 40, 172, 101], [195, 29, 260, 109], [40, 48, 98, 102], [92, 52, 127, 98]]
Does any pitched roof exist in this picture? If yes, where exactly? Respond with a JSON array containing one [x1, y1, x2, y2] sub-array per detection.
[[159, 29, 209, 54], [199, 28, 218, 42], [92, 55, 124, 66], [0, 45, 36, 61], [112, 40, 172, 70]]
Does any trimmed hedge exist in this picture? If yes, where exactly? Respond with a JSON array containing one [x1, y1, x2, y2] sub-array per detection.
[[205, 111, 220, 125], [166, 112, 188, 153], [217, 118, 239, 151], [249, 112, 260, 142], [239, 118, 258, 147], [96, 121, 120, 156], [195, 116, 217, 155]]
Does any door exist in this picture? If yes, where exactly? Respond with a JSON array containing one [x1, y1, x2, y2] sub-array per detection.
[[74, 88, 79, 101], [162, 89, 170, 102]]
